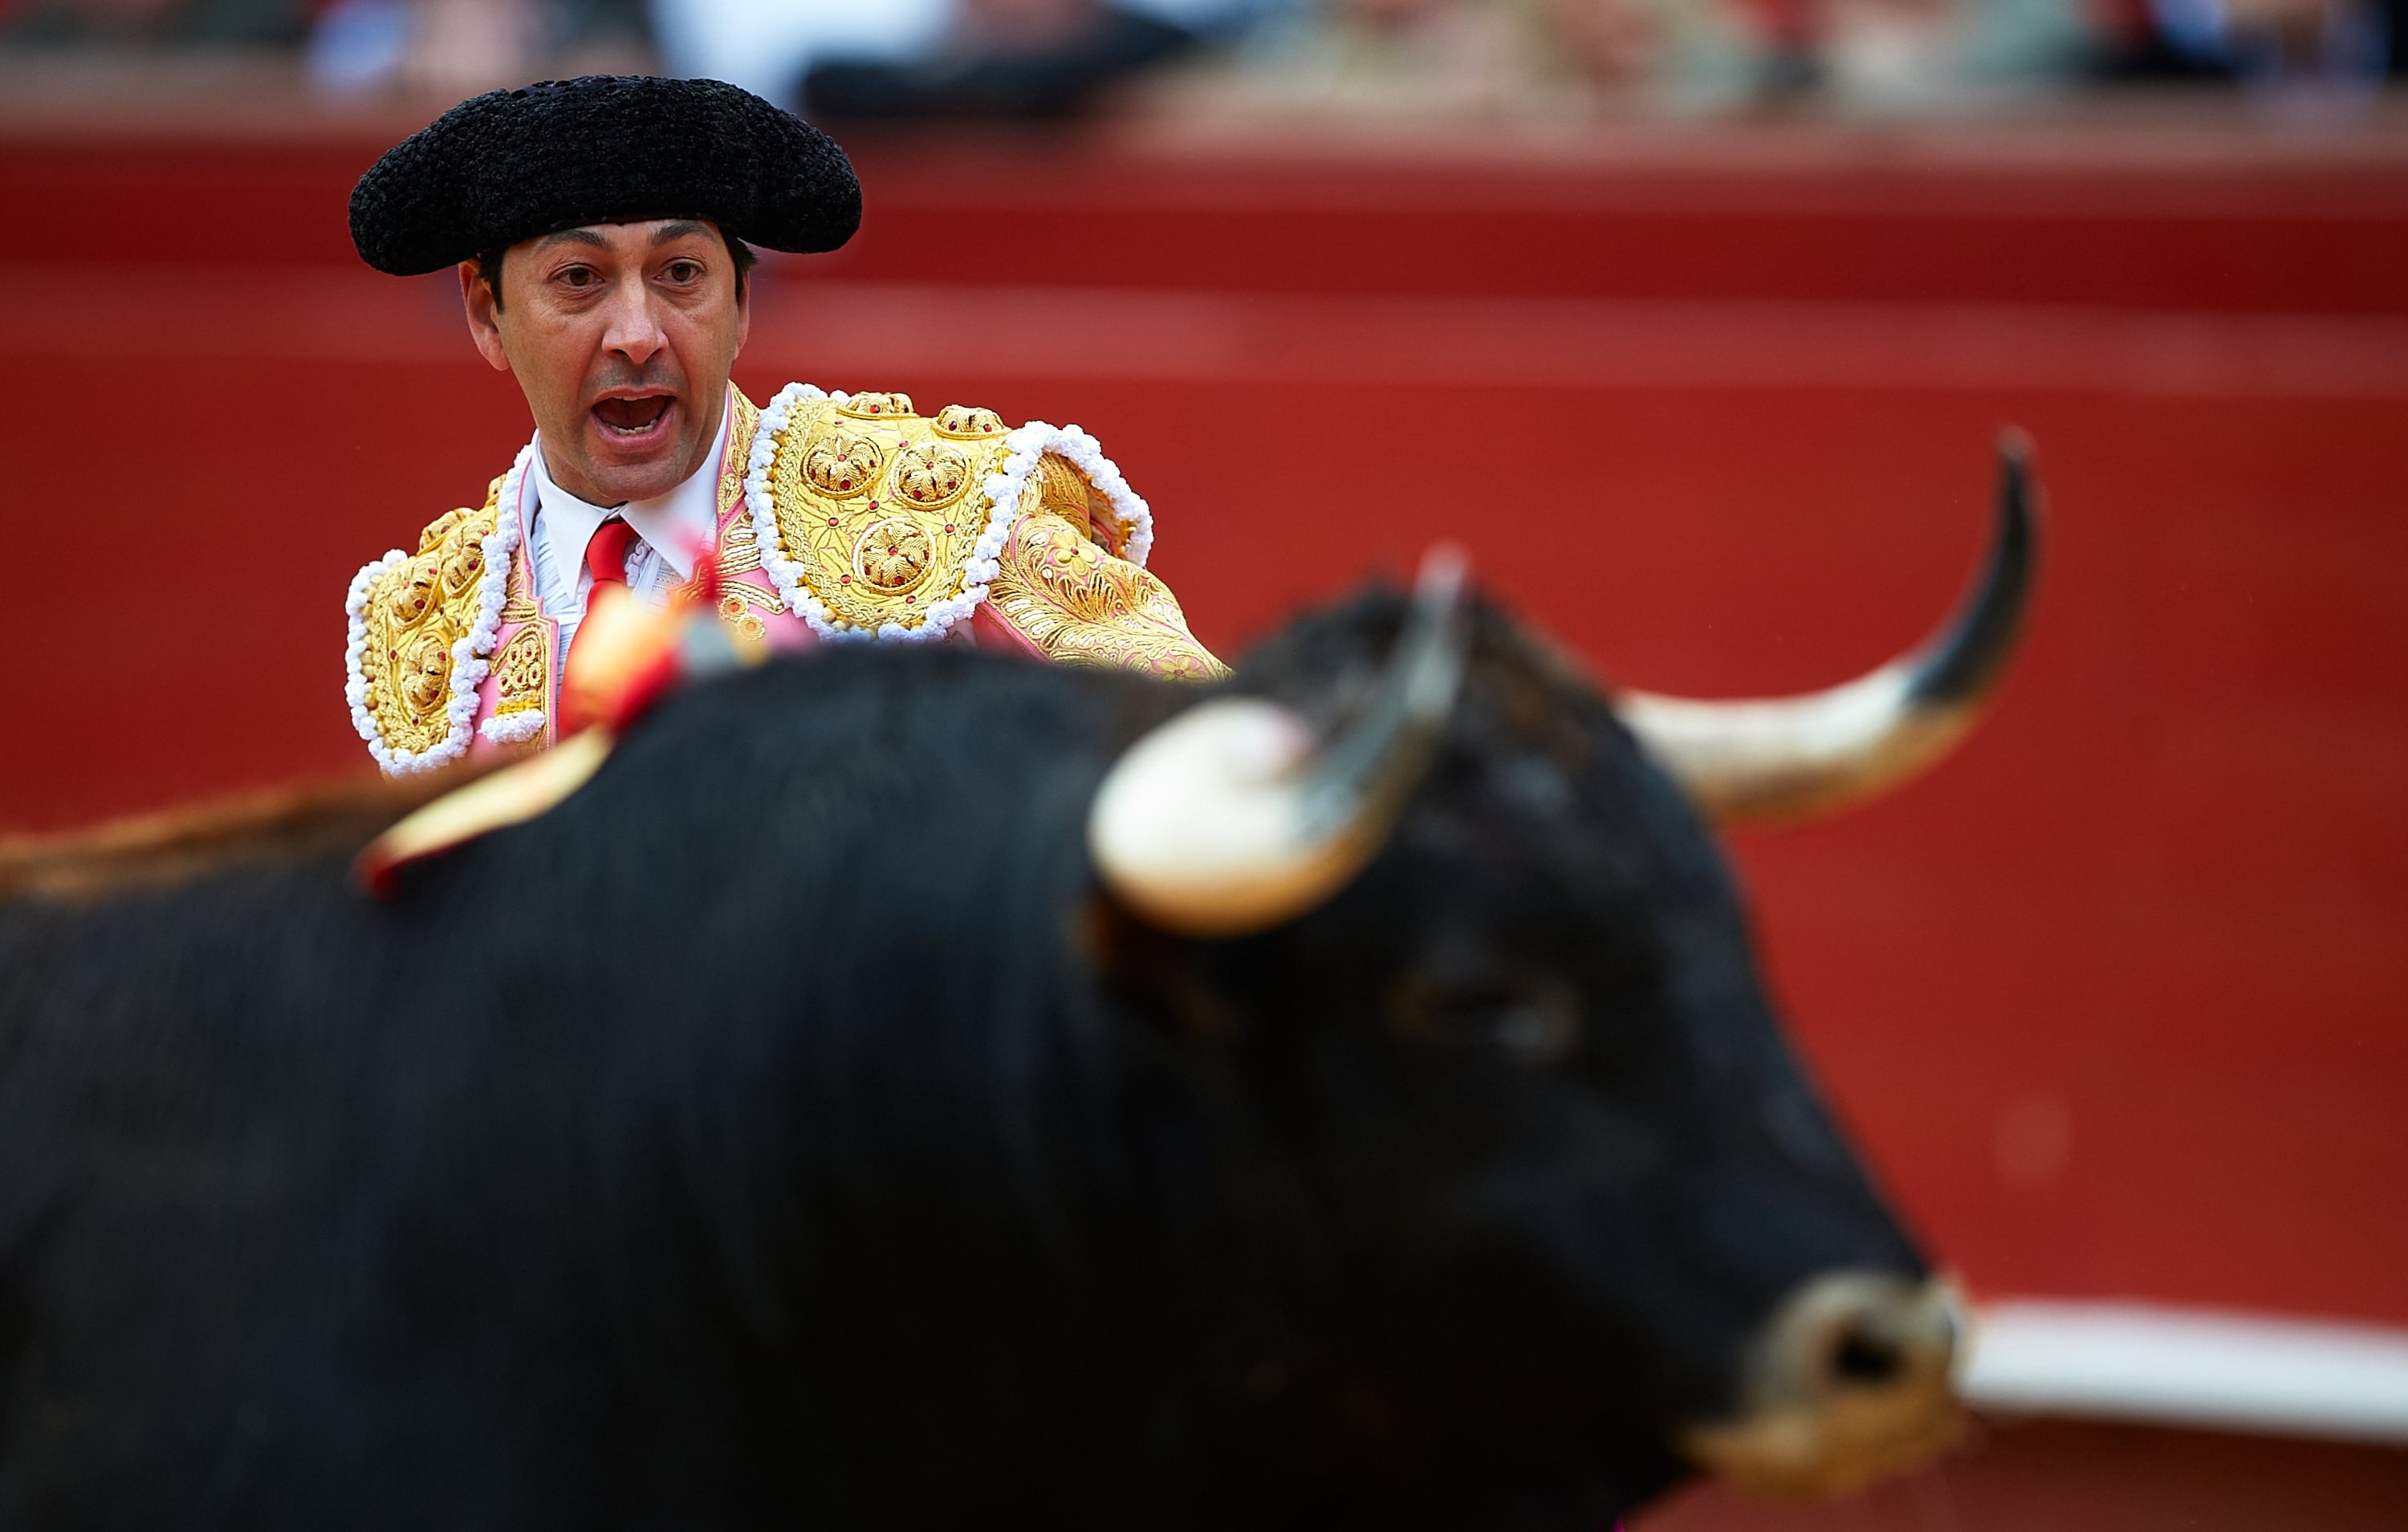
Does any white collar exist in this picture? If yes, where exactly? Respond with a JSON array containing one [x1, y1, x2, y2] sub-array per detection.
[[529, 396, 731, 580]]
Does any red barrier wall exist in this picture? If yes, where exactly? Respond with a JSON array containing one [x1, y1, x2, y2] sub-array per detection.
[[4, 122, 2404, 1339]]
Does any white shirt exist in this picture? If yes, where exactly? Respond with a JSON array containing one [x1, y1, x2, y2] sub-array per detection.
[[527, 401, 731, 662]]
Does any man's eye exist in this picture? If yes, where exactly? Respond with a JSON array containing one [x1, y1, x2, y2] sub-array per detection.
[[559, 267, 596, 288], [665, 262, 702, 282]]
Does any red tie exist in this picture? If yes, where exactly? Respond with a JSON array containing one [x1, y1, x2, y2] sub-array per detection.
[[585, 518, 637, 587]]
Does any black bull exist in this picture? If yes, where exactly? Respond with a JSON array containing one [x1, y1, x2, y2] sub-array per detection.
[[0, 467, 2032, 1529]]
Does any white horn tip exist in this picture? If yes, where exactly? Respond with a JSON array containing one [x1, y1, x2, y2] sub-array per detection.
[[1417, 541, 1470, 601], [1088, 697, 1361, 939]]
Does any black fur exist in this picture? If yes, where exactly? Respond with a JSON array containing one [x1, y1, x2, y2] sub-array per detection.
[[349, 76, 860, 277], [0, 594, 1922, 1529]]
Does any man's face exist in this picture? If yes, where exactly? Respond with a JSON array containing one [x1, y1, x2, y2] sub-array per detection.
[[461, 218, 751, 507]]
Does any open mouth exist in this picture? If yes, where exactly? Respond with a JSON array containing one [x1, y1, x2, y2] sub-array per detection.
[[593, 394, 673, 437]]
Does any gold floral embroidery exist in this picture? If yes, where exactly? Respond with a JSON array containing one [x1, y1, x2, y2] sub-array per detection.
[[836, 391, 914, 420], [490, 623, 551, 733], [763, 395, 1015, 635], [986, 510, 1225, 682], [396, 628, 454, 715], [1034, 454, 1092, 523], [716, 391, 760, 523], [713, 395, 761, 580], [716, 579, 786, 616], [751, 389, 1203, 662], [417, 508, 468, 551], [856, 518, 934, 593], [804, 430, 885, 498], [356, 489, 505, 758], [890, 441, 976, 510], [702, 392, 788, 622], [437, 535, 485, 596], [1025, 450, 1136, 557], [933, 404, 1006, 439], [716, 518, 764, 577], [499, 567, 540, 623]]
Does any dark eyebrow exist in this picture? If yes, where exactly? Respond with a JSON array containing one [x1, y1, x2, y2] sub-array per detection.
[[531, 228, 608, 253], [651, 220, 713, 246]]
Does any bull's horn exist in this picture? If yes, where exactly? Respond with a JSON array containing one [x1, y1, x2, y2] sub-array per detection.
[[1088, 546, 1473, 937], [1617, 435, 2040, 824]]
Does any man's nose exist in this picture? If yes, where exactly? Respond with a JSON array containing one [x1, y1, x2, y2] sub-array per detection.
[[600, 278, 668, 365]]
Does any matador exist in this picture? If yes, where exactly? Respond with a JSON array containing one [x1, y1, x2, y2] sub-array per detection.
[[341, 75, 1222, 776]]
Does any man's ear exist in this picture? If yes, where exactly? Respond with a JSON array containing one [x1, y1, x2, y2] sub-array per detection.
[[459, 260, 511, 373], [732, 270, 752, 361]]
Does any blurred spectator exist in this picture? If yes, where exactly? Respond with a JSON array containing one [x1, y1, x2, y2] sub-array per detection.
[[1, 0, 309, 45], [799, 0, 1251, 120], [649, 0, 954, 104], [6, 0, 2398, 119], [1198, 0, 2097, 116], [1176, 0, 1768, 116], [1816, 0, 2096, 109], [305, 0, 650, 97], [2131, 0, 2395, 89], [647, 0, 1291, 120]]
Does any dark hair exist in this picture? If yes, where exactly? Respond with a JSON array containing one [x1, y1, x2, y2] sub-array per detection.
[[476, 226, 759, 312]]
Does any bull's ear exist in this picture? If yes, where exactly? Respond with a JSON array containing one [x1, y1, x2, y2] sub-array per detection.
[[1087, 547, 1472, 938]]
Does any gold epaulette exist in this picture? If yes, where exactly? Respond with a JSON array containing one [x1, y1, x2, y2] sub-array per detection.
[[750, 386, 1223, 677], [749, 389, 1015, 639], [985, 510, 1224, 681], [347, 473, 514, 771]]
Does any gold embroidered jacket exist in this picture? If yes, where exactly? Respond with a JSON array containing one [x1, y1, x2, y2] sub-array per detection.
[[344, 386, 1223, 775]]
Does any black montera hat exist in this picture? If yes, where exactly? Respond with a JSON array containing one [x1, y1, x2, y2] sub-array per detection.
[[349, 75, 860, 276]]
